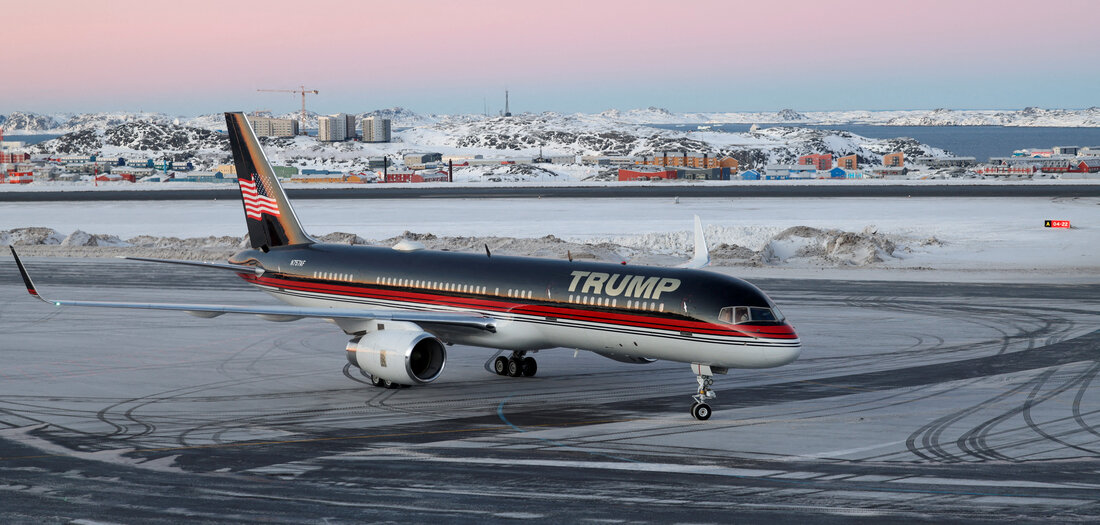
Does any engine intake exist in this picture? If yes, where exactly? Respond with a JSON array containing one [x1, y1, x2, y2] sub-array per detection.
[[346, 330, 447, 385]]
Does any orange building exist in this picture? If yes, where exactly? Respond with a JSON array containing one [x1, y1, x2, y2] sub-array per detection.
[[639, 152, 737, 170], [837, 155, 857, 170], [798, 154, 832, 171], [883, 152, 904, 167]]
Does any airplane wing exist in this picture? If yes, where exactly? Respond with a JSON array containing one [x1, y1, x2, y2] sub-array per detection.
[[10, 247, 495, 333], [676, 215, 710, 269]]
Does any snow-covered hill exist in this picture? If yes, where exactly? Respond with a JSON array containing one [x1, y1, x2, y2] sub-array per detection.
[[34, 121, 229, 164], [408, 113, 948, 165], [26, 111, 950, 176], [5, 106, 1100, 136]]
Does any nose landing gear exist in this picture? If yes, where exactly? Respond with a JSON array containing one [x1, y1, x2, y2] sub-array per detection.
[[493, 351, 537, 377], [690, 363, 724, 420]]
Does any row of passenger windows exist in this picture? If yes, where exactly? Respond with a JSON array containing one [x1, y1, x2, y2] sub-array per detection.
[[325, 272, 664, 311], [315, 272, 666, 313], [567, 294, 664, 312], [375, 276, 534, 299], [314, 271, 354, 282]]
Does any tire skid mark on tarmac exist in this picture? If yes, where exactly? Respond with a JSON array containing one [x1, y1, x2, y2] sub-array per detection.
[[905, 361, 1100, 463], [951, 371, 1057, 462], [964, 364, 1100, 462], [1072, 364, 1100, 441], [1019, 363, 1100, 457]]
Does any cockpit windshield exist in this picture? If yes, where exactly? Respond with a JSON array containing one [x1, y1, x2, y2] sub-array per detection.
[[718, 305, 784, 324]]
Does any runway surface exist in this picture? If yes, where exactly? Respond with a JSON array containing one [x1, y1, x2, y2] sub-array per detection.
[[2, 257, 1100, 523]]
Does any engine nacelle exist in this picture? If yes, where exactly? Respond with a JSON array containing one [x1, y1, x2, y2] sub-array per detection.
[[346, 330, 447, 385]]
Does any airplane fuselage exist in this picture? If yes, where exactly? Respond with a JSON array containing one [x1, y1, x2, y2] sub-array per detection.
[[230, 243, 801, 369]]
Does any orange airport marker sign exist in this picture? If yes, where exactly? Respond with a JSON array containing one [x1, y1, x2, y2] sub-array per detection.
[[1044, 220, 1071, 228]]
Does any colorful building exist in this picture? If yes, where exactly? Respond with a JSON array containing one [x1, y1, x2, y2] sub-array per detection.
[[384, 170, 449, 183], [618, 168, 677, 181], [883, 152, 904, 167], [798, 154, 832, 171], [837, 155, 857, 170], [638, 152, 737, 170]]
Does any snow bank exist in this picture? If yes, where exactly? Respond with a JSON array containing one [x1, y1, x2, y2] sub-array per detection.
[[0, 225, 919, 268], [0, 227, 66, 246]]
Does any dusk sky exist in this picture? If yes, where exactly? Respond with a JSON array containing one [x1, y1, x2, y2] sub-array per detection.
[[3, 0, 1098, 116]]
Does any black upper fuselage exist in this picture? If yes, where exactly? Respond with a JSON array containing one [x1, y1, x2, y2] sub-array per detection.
[[229, 242, 782, 327]]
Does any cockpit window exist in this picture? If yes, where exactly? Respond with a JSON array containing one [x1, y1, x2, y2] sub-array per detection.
[[718, 306, 783, 324]]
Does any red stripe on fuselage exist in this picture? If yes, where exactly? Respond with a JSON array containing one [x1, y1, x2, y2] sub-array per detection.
[[239, 273, 798, 340]]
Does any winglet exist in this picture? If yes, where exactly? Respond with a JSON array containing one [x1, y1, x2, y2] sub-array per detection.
[[9, 247, 49, 303], [677, 215, 710, 269]]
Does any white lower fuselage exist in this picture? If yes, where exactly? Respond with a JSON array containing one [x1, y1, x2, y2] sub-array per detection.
[[248, 276, 802, 370]]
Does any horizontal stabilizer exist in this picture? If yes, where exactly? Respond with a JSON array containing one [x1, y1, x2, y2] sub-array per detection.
[[125, 257, 265, 275]]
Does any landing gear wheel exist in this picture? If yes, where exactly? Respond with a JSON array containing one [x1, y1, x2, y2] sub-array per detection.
[[370, 375, 385, 388], [506, 358, 522, 377], [382, 379, 397, 389], [691, 402, 712, 421], [521, 357, 537, 377], [494, 356, 509, 375]]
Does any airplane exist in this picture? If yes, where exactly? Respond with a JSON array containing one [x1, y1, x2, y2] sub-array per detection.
[[9, 111, 801, 421]]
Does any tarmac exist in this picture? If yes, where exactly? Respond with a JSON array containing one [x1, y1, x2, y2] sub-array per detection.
[[2, 257, 1100, 523]]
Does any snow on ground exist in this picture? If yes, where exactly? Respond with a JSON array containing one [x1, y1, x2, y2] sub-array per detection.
[[2, 196, 1097, 282]]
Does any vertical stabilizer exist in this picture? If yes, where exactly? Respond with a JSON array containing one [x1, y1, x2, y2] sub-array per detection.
[[225, 112, 314, 250]]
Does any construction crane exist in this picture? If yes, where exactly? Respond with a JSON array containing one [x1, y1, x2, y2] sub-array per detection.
[[257, 86, 318, 134]]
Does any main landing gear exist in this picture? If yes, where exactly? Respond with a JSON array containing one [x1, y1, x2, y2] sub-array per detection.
[[493, 351, 538, 378], [690, 363, 723, 421]]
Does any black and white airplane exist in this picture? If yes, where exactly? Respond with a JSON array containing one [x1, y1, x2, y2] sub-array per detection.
[[10, 112, 801, 420]]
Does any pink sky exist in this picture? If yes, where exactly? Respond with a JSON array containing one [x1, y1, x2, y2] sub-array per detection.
[[3, 0, 1098, 114]]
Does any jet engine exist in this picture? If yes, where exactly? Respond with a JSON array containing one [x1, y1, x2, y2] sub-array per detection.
[[346, 330, 447, 385]]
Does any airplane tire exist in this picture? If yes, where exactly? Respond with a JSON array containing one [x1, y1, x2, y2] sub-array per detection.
[[521, 357, 537, 377], [507, 358, 522, 377], [494, 356, 509, 375], [383, 379, 397, 389], [370, 375, 385, 388], [691, 402, 712, 421]]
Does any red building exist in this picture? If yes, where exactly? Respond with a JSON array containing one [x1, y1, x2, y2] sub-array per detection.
[[96, 173, 136, 182], [0, 152, 29, 164], [798, 154, 832, 171], [618, 168, 677, 181], [5, 171, 33, 184], [384, 170, 449, 183]]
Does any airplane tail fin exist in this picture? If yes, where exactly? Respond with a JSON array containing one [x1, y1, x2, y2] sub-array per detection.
[[225, 112, 314, 251]]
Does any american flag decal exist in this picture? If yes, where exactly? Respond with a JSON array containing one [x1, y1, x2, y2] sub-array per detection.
[[239, 174, 280, 220]]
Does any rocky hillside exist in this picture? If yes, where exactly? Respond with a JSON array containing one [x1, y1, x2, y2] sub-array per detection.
[[412, 113, 949, 167], [0, 111, 57, 132], [34, 121, 228, 161]]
